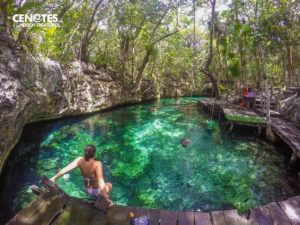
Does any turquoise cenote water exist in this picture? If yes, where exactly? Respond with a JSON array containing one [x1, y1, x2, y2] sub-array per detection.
[[0, 98, 299, 223]]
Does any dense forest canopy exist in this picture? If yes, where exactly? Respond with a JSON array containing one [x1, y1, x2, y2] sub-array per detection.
[[0, 0, 299, 97]]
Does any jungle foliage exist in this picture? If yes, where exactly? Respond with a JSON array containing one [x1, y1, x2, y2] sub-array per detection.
[[0, 0, 299, 96]]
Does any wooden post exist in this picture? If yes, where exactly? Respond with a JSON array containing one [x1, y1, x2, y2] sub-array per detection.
[[257, 126, 262, 136], [265, 80, 277, 141], [289, 152, 299, 167], [228, 122, 234, 133], [266, 125, 277, 143], [266, 81, 271, 124]]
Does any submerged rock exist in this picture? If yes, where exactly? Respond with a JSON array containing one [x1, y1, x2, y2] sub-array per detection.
[[181, 138, 191, 147]]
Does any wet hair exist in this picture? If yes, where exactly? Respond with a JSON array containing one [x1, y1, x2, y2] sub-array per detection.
[[84, 144, 96, 161]]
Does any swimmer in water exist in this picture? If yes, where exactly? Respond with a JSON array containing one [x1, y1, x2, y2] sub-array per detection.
[[181, 138, 191, 147]]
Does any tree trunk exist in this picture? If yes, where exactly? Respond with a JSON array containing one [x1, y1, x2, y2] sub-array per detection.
[[254, 50, 261, 89], [79, 0, 104, 62], [265, 80, 271, 124], [131, 50, 151, 93], [286, 44, 294, 87], [201, 0, 220, 100], [211, 75, 220, 99], [130, 29, 179, 93]]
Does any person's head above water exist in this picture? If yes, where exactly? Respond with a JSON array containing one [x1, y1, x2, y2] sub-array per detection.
[[84, 144, 96, 161]]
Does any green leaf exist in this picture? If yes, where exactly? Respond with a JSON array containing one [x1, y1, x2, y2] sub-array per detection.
[[14, 2, 42, 14], [228, 58, 241, 77]]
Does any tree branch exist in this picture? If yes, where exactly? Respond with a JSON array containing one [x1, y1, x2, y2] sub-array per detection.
[[58, 2, 74, 19], [205, 0, 216, 71], [154, 29, 180, 43]]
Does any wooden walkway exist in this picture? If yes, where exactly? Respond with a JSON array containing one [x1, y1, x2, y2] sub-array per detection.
[[271, 117, 300, 162], [6, 190, 300, 225], [198, 98, 300, 163], [198, 98, 266, 133], [198, 98, 266, 126], [197, 98, 223, 117]]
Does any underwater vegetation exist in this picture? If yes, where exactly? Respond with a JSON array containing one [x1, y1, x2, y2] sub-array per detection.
[[1, 98, 299, 215]]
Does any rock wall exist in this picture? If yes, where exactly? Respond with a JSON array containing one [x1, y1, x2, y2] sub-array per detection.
[[281, 93, 300, 128], [0, 31, 146, 174], [0, 30, 199, 174]]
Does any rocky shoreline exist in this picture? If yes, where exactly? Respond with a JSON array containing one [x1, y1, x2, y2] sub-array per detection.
[[0, 30, 199, 174], [0, 30, 142, 174]]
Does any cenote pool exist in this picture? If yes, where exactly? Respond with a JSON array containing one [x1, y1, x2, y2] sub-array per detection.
[[0, 98, 299, 223]]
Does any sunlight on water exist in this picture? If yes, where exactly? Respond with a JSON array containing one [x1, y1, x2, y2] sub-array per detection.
[[0, 98, 299, 221]]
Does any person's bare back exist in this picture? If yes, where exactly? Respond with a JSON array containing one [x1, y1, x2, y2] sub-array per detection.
[[78, 157, 101, 188], [50, 145, 113, 207]]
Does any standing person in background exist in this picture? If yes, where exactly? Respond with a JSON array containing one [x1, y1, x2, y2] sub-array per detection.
[[247, 87, 256, 109]]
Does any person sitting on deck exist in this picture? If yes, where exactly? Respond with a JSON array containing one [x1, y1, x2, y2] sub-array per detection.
[[50, 144, 113, 207]]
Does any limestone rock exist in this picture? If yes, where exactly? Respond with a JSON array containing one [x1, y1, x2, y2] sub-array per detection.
[[281, 93, 300, 128], [0, 30, 139, 173], [0, 29, 198, 174]]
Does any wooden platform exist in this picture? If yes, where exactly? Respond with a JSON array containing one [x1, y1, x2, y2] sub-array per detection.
[[6, 190, 300, 225], [271, 117, 300, 159], [198, 98, 300, 163], [198, 98, 224, 110], [197, 98, 224, 117], [222, 104, 266, 127], [255, 108, 281, 117], [198, 98, 266, 128]]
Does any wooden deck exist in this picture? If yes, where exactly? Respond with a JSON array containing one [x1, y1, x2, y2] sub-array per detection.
[[198, 98, 300, 164], [222, 104, 266, 127], [198, 98, 266, 134], [197, 98, 223, 117], [198, 98, 266, 126], [271, 117, 300, 159], [6, 190, 300, 225]]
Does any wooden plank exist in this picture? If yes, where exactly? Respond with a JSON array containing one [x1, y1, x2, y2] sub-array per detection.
[[52, 200, 106, 225], [194, 211, 212, 225], [211, 211, 226, 225], [263, 202, 291, 225], [24, 195, 65, 225], [278, 198, 300, 225], [271, 117, 300, 158], [106, 205, 132, 225], [147, 208, 161, 225], [40, 176, 65, 195], [178, 211, 194, 225], [251, 207, 273, 225], [290, 195, 300, 203], [82, 206, 107, 225], [223, 209, 259, 225], [160, 210, 178, 225], [6, 191, 65, 225], [7, 192, 53, 225], [52, 201, 85, 225], [288, 195, 300, 203], [131, 207, 148, 218]]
